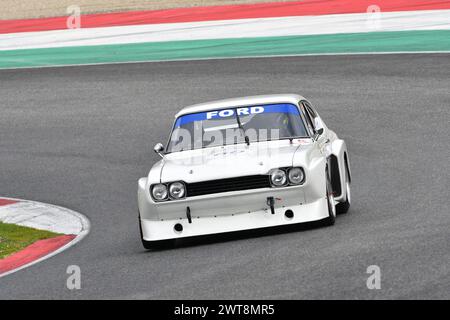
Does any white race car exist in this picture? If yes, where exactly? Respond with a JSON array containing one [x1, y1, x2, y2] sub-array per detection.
[[138, 94, 351, 249]]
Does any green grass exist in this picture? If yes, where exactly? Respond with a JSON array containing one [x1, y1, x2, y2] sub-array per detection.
[[0, 222, 60, 259]]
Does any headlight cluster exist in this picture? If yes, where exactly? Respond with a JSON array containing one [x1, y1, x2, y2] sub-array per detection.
[[150, 181, 186, 201], [270, 167, 305, 187]]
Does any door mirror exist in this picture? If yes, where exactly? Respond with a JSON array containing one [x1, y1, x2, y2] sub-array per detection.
[[313, 117, 324, 135], [313, 127, 324, 141], [153, 143, 165, 158]]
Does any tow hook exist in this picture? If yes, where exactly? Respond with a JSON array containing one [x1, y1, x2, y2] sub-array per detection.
[[186, 206, 192, 224], [266, 197, 275, 214]]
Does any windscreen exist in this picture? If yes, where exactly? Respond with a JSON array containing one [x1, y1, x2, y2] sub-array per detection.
[[167, 103, 308, 153]]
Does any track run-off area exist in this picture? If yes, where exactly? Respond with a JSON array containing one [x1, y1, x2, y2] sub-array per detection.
[[1, 0, 450, 69], [0, 53, 449, 299]]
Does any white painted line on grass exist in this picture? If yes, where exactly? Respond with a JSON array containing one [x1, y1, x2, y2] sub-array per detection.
[[1, 10, 450, 51]]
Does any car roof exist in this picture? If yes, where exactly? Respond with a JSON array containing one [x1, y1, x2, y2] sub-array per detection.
[[175, 94, 306, 118]]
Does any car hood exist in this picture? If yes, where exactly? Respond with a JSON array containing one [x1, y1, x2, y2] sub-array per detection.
[[158, 139, 313, 183]]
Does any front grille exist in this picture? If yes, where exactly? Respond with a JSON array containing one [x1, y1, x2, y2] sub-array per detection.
[[186, 175, 271, 197]]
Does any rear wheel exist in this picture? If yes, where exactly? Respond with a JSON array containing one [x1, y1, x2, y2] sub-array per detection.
[[322, 168, 336, 226], [336, 166, 351, 214]]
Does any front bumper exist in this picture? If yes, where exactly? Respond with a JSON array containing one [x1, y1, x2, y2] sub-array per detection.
[[140, 197, 328, 241]]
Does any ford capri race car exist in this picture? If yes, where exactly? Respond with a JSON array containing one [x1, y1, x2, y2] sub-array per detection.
[[138, 94, 351, 249]]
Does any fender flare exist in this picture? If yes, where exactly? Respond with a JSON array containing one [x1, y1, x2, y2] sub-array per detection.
[[329, 139, 350, 200]]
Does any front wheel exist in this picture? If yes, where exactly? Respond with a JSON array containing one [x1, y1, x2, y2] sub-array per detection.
[[322, 168, 336, 226]]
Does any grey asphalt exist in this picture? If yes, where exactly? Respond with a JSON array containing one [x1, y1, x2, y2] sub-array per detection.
[[0, 54, 449, 299]]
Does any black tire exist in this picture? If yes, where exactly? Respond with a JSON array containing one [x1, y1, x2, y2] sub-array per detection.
[[139, 216, 175, 250], [322, 168, 336, 226], [336, 165, 351, 214]]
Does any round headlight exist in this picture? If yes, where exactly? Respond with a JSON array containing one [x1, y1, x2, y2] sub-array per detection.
[[270, 169, 287, 187], [169, 182, 186, 199], [288, 167, 305, 184], [151, 184, 168, 201]]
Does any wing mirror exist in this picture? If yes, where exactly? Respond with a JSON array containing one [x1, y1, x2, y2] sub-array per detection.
[[313, 127, 324, 141], [153, 143, 165, 158], [313, 117, 324, 136]]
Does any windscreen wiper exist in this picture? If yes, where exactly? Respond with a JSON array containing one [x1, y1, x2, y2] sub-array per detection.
[[235, 108, 250, 146]]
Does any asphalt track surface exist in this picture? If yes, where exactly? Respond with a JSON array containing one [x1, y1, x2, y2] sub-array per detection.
[[0, 54, 449, 299]]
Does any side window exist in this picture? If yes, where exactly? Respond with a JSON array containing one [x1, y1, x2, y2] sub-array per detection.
[[306, 105, 317, 120], [300, 102, 315, 135], [304, 102, 321, 132]]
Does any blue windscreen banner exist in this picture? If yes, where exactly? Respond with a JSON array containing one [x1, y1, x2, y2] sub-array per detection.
[[175, 103, 300, 127]]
